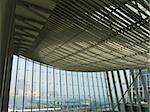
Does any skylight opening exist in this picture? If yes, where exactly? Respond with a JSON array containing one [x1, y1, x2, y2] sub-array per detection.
[[116, 9, 136, 23], [140, 26, 150, 34], [112, 12, 131, 25], [105, 7, 112, 12], [125, 4, 139, 16], [137, 3, 150, 16]]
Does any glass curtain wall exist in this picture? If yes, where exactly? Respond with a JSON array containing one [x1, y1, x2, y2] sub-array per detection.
[[9, 56, 110, 112], [9, 55, 150, 111]]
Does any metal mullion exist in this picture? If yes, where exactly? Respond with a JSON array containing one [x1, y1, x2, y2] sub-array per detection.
[[81, 72, 86, 111], [104, 72, 111, 111], [96, 72, 102, 111], [53, 68, 55, 111], [13, 56, 19, 111], [117, 70, 127, 112], [100, 72, 107, 111], [130, 69, 142, 112], [76, 72, 81, 111], [65, 71, 69, 110], [91, 72, 97, 111], [106, 72, 115, 111], [59, 69, 62, 110], [71, 72, 75, 111], [71, 72, 74, 99], [46, 65, 48, 111], [31, 61, 34, 112], [139, 69, 150, 103], [111, 71, 121, 111], [22, 58, 27, 112], [39, 64, 41, 111], [87, 72, 92, 110]]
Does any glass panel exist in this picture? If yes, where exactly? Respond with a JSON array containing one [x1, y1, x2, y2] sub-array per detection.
[[9, 56, 18, 111], [32, 62, 40, 110], [23, 60, 32, 111], [40, 65, 47, 110]]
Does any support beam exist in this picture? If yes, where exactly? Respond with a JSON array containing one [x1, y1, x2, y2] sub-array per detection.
[[15, 24, 40, 32], [15, 14, 45, 26], [17, 0, 52, 14], [0, 0, 16, 111]]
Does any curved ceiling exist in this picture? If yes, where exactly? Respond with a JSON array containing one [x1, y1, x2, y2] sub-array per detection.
[[13, 0, 150, 71]]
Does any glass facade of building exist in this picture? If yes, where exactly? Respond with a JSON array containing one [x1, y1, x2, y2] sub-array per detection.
[[9, 56, 150, 112], [9, 56, 111, 111]]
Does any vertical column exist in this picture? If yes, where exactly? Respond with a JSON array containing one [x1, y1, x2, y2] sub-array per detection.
[[106, 72, 114, 111], [0, 0, 16, 111], [117, 70, 126, 112], [131, 69, 142, 112], [123, 70, 134, 112]]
